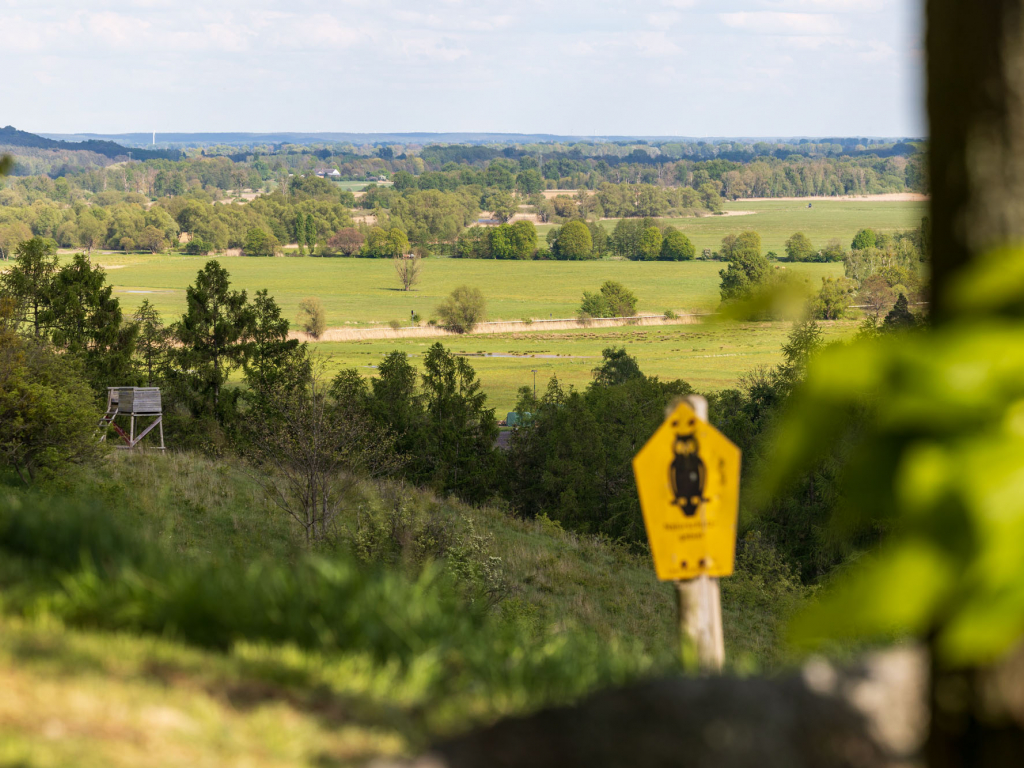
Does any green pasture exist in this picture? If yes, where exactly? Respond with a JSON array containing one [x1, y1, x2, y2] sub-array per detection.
[[538, 199, 928, 258], [91, 197, 921, 328], [98, 256, 843, 328], [315, 320, 860, 416]]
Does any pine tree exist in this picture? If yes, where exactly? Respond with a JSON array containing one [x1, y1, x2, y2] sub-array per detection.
[[170, 260, 251, 418]]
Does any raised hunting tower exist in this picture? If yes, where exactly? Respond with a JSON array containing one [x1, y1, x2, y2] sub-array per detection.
[[99, 387, 165, 450]]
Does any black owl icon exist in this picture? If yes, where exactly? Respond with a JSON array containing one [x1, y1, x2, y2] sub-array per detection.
[[670, 432, 705, 517]]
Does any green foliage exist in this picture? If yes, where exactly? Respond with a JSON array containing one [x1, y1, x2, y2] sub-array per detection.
[[242, 227, 278, 257], [660, 228, 695, 261], [851, 228, 877, 250], [0, 237, 58, 337], [883, 293, 919, 330], [808, 277, 856, 320], [577, 281, 638, 319], [133, 300, 168, 387], [436, 285, 486, 333], [297, 296, 326, 339], [552, 220, 593, 260], [43, 253, 137, 388], [167, 260, 251, 421], [761, 252, 1024, 664], [243, 289, 303, 394], [719, 232, 772, 303], [0, 330, 101, 484], [637, 227, 663, 261], [784, 232, 814, 262], [183, 237, 211, 256], [508, 353, 693, 543], [336, 344, 500, 501]]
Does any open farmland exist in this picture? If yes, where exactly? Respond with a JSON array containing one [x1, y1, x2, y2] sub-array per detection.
[[315, 320, 860, 416], [96, 255, 844, 327], [81, 197, 913, 412], [538, 198, 928, 258]]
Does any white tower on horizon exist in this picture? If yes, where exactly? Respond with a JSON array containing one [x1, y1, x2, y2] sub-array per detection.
[[152, 131, 155, 145]]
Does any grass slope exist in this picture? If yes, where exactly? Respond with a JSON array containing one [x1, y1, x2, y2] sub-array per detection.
[[1, 452, 806, 765]]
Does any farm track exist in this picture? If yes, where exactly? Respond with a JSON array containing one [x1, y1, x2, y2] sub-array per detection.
[[289, 313, 708, 342]]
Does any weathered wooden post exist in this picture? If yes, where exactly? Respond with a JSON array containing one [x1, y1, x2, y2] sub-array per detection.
[[633, 393, 740, 674]]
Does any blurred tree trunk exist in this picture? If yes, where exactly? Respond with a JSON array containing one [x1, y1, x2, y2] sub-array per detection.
[[927, 1, 1024, 764], [929, 0, 1024, 319]]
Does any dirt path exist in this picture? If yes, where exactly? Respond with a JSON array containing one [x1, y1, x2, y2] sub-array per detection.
[[289, 312, 710, 343], [734, 193, 929, 202]]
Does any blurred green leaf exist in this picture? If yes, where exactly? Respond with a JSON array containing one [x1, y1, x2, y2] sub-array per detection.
[[768, 251, 1024, 665]]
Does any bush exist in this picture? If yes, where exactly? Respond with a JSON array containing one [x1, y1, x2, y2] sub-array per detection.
[[242, 227, 279, 257], [184, 237, 211, 256], [298, 297, 326, 338], [436, 286, 486, 333], [388, 319, 402, 330], [0, 331, 102, 484]]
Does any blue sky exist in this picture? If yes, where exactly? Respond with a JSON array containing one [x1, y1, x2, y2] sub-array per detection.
[[1, 0, 924, 137]]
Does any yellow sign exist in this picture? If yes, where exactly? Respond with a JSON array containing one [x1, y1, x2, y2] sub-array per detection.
[[632, 400, 741, 580]]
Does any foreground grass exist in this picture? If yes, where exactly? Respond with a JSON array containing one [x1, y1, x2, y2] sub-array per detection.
[[0, 452, 808, 765]]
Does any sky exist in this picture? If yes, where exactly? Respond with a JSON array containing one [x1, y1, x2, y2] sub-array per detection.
[[1, 0, 924, 138]]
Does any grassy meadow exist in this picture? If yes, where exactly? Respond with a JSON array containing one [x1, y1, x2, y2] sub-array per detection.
[[75, 197, 916, 413], [92, 197, 922, 327], [96, 254, 844, 328], [540, 198, 928, 257], [318, 320, 860, 416]]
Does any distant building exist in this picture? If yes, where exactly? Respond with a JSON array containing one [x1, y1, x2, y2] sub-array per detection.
[[314, 168, 343, 179]]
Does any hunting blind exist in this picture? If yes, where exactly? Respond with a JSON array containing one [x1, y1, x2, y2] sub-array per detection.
[[99, 387, 165, 450]]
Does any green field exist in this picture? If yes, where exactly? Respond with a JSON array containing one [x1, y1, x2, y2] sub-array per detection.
[[318, 320, 860, 416], [538, 199, 928, 257], [93, 198, 922, 328], [83, 197, 913, 411], [98, 255, 844, 328]]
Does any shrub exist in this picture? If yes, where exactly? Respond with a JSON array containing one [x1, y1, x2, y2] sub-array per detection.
[[552, 220, 593, 260], [784, 232, 814, 262], [242, 227, 279, 257], [184, 237, 211, 256], [664, 309, 678, 320], [388, 319, 402, 330], [660, 229, 695, 261], [577, 281, 638, 319], [0, 331, 102, 484], [436, 286, 486, 334], [298, 297, 326, 339]]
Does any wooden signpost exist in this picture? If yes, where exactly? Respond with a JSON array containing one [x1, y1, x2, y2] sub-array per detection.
[[632, 395, 741, 672]]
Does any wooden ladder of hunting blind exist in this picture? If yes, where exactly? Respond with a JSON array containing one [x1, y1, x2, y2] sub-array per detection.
[[98, 387, 165, 450]]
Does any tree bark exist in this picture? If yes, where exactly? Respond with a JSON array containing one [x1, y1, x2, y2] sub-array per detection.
[[927, 1, 1024, 763], [928, 0, 1024, 320]]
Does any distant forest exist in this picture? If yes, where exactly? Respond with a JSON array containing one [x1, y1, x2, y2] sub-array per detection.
[[0, 126, 926, 258]]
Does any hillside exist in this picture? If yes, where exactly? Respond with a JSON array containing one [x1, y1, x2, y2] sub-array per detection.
[[0, 125, 181, 161], [0, 452, 807, 766]]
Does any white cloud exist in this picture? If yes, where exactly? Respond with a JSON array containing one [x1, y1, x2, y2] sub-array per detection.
[[0, 0, 923, 136], [718, 11, 843, 36]]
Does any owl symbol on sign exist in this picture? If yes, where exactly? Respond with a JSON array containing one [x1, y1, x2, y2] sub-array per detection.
[[670, 432, 706, 518]]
